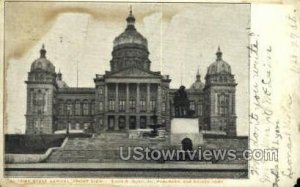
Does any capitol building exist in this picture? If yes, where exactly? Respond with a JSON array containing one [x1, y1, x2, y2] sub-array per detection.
[[25, 9, 238, 137]]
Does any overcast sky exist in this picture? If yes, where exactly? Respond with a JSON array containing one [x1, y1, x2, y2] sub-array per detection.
[[5, 3, 250, 135]]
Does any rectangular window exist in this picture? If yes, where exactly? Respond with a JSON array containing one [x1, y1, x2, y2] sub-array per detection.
[[129, 99, 136, 112], [140, 99, 146, 112], [83, 103, 89, 115], [150, 100, 156, 112], [99, 101, 103, 112], [109, 100, 115, 111], [189, 101, 195, 111], [99, 87, 103, 95], [119, 100, 126, 112], [162, 102, 166, 112]]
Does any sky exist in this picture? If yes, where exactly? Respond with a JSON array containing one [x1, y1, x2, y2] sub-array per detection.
[[4, 2, 250, 135]]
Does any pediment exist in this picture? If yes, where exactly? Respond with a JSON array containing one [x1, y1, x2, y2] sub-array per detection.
[[106, 67, 161, 78]]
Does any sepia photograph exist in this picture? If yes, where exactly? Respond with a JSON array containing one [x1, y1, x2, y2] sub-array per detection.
[[4, 2, 251, 178]]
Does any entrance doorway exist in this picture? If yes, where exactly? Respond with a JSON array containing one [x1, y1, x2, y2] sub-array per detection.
[[140, 116, 147, 129], [129, 116, 136, 129], [108, 116, 115, 130], [181, 138, 193, 151], [118, 116, 126, 130]]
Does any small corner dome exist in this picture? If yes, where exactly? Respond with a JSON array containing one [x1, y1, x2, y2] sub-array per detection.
[[190, 81, 204, 90], [190, 69, 204, 90], [207, 47, 231, 75], [113, 9, 148, 48], [30, 45, 55, 73]]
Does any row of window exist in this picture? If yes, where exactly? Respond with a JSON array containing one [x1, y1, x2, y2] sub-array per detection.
[[58, 102, 95, 116], [97, 86, 168, 97], [99, 100, 166, 112]]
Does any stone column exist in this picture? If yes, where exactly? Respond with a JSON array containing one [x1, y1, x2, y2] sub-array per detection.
[[125, 115, 129, 130], [126, 83, 130, 129], [104, 115, 108, 131], [157, 84, 161, 123], [136, 83, 140, 129], [147, 83, 151, 113], [126, 83, 129, 112], [146, 83, 151, 127], [115, 83, 119, 112], [232, 92, 236, 115], [228, 93, 232, 115], [136, 83, 140, 113], [104, 84, 108, 112], [115, 115, 119, 130]]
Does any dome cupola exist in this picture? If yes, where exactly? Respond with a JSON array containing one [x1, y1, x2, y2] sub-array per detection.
[[207, 46, 231, 75], [190, 68, 204, 90], [205, 46, 236, 86], [30, 44, 55, 73]]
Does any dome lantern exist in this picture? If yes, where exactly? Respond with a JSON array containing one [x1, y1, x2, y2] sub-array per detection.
[[40, 44, 47, 58], [126, 6, 136, 31], [216, 46, 222, 61]]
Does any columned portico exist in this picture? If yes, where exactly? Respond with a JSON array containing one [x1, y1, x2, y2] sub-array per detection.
[[102, 80, 164, 132], [136, 83, 140, 129]]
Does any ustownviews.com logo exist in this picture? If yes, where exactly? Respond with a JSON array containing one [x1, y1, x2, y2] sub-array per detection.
[[119, 147, 278, 162]]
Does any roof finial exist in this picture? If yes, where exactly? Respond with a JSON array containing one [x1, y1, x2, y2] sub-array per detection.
[[196, 66, 201, 81], [126, 5, 136, 30], [129, 5, 132, 16], [57, 68, 62, 80], [40, 43, 47, 58], [216, 45, 222, 60]]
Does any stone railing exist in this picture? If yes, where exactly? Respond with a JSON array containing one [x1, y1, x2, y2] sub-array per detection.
[[5, 137, 68, 163]]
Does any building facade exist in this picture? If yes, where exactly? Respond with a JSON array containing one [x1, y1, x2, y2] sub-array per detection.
[[25, 10, 237, 136]]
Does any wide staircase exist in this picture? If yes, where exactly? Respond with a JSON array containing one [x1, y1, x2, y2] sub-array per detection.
[[46, 132, 168, 163]]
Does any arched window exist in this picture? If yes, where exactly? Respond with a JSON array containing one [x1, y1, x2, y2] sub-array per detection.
[[219, 94, 229, 116], [90, 101, 95, 115], [75, 100, 81, 115], [33, 90, 45, 114], [58, 100, 64, 115], [65, 100, 73, 115], [83, 100, 89, 115]]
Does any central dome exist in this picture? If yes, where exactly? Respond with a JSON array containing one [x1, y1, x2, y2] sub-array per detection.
[[113, 9, 148, 49], [110, 8, 151, 72]]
